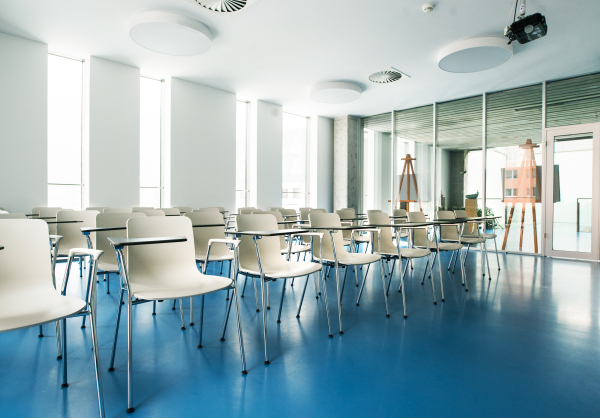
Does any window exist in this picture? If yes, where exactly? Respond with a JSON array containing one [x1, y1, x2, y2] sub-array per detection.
[[140, 76, 163, 208], [282, 113, 308, 210], [47, 54, 84, 209], [236, 101, 248, 210]]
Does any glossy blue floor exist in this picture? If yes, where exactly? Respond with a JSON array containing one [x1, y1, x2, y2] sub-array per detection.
[[1, 251, 599, 417]]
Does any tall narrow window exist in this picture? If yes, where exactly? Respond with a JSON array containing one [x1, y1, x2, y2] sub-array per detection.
[[140, 76, 163, 208], [282, 113, 308, 210], [236, 101, 248, 210], [47, 54, 84, 209]]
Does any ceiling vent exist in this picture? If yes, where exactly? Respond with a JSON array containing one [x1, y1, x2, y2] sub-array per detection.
[[368, 67, 410, 84], [187, 0, 261, 14]]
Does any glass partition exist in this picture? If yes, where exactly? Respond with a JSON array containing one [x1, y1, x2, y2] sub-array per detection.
[[282, 113, 308, 210]]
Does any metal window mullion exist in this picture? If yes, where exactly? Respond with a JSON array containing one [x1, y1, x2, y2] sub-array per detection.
[[482, 93, 487, 216]]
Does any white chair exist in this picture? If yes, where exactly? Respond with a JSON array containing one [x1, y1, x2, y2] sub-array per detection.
[[455, 209, 500, 272], [107, 216, 247, 413], [444, 210, 490, 280], [264, 211, 310, 259], [57, 210, 99, 283], [186, 211, 233, 275], [236, 214, 331, 364], [278, 208, 298, 219], [239, 207, 256, 214], [87, 207, 109, 212], [39, 207, 69, 234], [89, 212, 146, 294], [308, 212, 385, 333], [132, 207, 154, 211], [336, 208, 370, 252], [195, 207, 220, 212], [0, 219, 105, 417], [104, 208, 133, 213], [133, 209, 165, 216]]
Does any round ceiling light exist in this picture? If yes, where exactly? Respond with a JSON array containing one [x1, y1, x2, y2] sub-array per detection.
[[310, 81, 362, 104], [438, 37, 513, 73], [129, 11, 213, 56]]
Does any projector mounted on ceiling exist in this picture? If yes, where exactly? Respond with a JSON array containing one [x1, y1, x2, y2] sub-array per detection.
[[504, 0, 547, 45], [186, 0, 261, 15]]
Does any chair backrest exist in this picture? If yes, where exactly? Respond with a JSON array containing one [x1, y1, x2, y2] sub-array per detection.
[[308, 212, 349, 260], [236, 214, 284, 273], [407, 211, 428, 247], [174, 206, 193, 214], [454, 209, 468, 218], [104, 208, 133, 213], [0, 213, 27, 219], [132, 207, 154, 211], [454, 209, 478, 235], [161, 208, 181, 216], [278, 208, 297, 218], [239, 207, 256, 214], [31, 207, 45, 216], [194, 207, 220, 213], [436, 210, 459, 241], [87, 207, 108, 212], [336, 208, 356, 239], [299, 207, 312, 211], [57, 210, 99, 251], [0, 219, 54, 296], [217, 207, 225, 213], [126, 216, 198, 284], [251, 209, 264, 214], [393, 208, 407, 217], [269, 207, 283, 211], [368, 211, 395, 253], [133, 209, 165, 217], [96, 212, 146, 267], [39, 207, 70, 234], [184, 211, 227, 257], [262, 211, 287, 250]]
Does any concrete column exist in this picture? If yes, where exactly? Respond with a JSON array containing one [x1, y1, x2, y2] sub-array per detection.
[[333, 115, 360, 211]]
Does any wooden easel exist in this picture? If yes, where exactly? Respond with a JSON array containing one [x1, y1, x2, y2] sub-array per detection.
[[394, 154, 423, 211], [501, 139, 542, 253]]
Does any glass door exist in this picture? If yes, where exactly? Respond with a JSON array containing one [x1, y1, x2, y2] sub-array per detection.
[[544, 123, 600, 259]]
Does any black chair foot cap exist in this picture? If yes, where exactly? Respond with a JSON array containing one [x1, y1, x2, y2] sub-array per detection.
[[61, 383, 69, 388], [38, 334, 44, 338], [158, 300, 164, 302], [190, 322, 194, 326], [489, 278, 492, 281], [276, 320, 281, 323], [81, 326, 86, 329], [220, 337, 225, 341], [226, 298, 229, 300], [442, 299, 445, 302], [241, 295, 244, 298], [256, 309, 260, 312], [108, 367, 115, 372], [56, 355, 62, 360], [404, 315, 408, 318], [328, 334, 333, 338], [339, 331, 344, 335], [197, 345, 203, 348], [386, 314, 390, 317], [290, 284, 293, 287], [433, 302, 437, 305], [172, 307, 176, 310], [465, 289, 469, 292], [181, 326, 186, 330], [264, 360, 270, 365], [296, 315, 300, 318], [242, 370, 248, 375], [152, 312, 156, 316], [421, 282, 424, 285], [316, 296, 319, 299], [356, 303, 359, 306], [267, 307, 270, 310], [126, 408, 135, 414]]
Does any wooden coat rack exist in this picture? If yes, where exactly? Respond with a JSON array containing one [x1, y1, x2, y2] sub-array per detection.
[[394, 154, 423, 212], [501, 139, 541, 253]]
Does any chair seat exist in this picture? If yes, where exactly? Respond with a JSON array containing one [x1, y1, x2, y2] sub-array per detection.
[[281, 244, 311, 255], [240, 260, 322, 279], [484, 233, 497, 239], [195, 249, 234, 263], [438, 242, 463, 251], [130, 271, 232, 300], [0, 288, 85, 333], [322, 252, 381, 266], [400, 248, 431, 258], [98, 261, 119, 273], [353, 234, 371, 243], [460, 236, 486, 244]]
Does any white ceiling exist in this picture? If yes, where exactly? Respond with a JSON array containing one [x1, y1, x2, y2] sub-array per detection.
[[0, 0, 598, 118]]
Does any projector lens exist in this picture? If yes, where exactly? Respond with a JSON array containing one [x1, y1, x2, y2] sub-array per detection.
[[525, 25, 534, 34]]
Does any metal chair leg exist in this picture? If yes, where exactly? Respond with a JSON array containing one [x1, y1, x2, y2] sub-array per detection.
[[485, 242, 492, 279], [172, 299, 177, 310], [55, 321, 62, 359], [221, 292, 233, 341], [199, 295, 208, 347], [179, 299, 185, 330], [400, 259, 408, 318], [437, 250, 445, 302], [379, 259, 390, 317], [126, 293, 134, 413], [494, 237, 501, 270], [108, 287, 125, 371], [459, 248, 469, 292], [241, 275, 248, 297], [340, 266, 349, 302], [38, 325, 43, 337], [267, 281, 271, 310], [354, 265, 358, 286], [319, 269, 334, 337], [448, 250, 455, 270], [427, 254, 437, 304], [296, 275, 310, 318], [334, 263, 344, 334], [89, 294, 106, 418], [452, 249, 459, 273], [313, 269, 320, 298], [259, 275, 270, 364], [356, 268, 368, 306], [231, 278, 248, 374], [253, 277, 260, 312], [61, 318, 68, 387], [152, 301, 156, 316], [189, 297, 194, 325], [276, 279, 287, 323]]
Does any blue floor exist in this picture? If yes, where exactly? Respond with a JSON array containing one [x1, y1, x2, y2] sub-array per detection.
[[1, 251, 600, 417]]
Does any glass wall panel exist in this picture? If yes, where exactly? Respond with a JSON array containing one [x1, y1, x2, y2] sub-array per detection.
[[47, 54, 84, 209], [140, 76, 162, 207], [486, 85, 543, 253], [395, 106, 433, 216], [436, 96, 483, 219], [282, 113, 307, 210], [236, 101, 248, 210], [362, 113, 392, 212], [547, 73, 600, 128]]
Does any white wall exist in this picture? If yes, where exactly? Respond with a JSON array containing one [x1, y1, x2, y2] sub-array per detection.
[[310, 116, 334, 212], [170, 78, 236, 211], [249, 100, 282, 209], [88, 57, 140, 207], [0, 33, 48, 213]]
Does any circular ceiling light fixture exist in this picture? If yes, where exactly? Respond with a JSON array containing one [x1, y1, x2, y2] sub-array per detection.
[[310, 81, 362, 104], [438, 37, 513, 73], [129, 11, 213, 56]]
